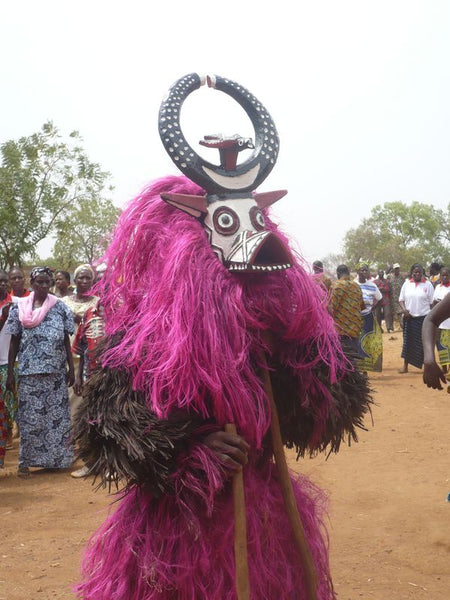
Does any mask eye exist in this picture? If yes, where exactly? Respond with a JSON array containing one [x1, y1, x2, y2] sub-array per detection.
[[213, 207, 240, 235], [250, 206, 265, 231]]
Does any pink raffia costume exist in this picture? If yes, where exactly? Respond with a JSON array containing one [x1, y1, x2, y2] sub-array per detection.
[[74, 74, 372, 599]]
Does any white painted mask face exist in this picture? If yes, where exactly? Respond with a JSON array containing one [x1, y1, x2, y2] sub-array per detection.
[[160, 189, 292, 273], [159, 73, 293, 273], [204, 196, 291, 272]]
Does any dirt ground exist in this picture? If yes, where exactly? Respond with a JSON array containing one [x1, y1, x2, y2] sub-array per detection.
[[1, 333, 449, 600]]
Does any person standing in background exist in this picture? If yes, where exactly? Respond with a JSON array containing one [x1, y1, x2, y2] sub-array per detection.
[[356, 263, 383, 372], [0, 269, 14, 466], [8, 267, 30, 298], [93, 262, 107, 284], [398, 263, 434, 374], [431, 266, 450, 373], [61, 265, 99, 420], [0, 270, 17, 450], [6, 267, 75, 477], [312, 260, 332, 291], [374, 269, 394, 333], [61, 265, 98, 326], [70, 299, 105, 478], [330, 264, 365, 365], [422, 293, 450, 389], [389, 263, 405, 330], [428, 262, 442, 287], [53, 270, 73, 298]]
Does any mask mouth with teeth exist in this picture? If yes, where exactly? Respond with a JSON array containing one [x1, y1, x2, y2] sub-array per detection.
[[159, 73, 293, 273]]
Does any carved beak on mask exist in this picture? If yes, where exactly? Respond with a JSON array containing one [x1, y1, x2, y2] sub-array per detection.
[[161, 190, 292, 272]]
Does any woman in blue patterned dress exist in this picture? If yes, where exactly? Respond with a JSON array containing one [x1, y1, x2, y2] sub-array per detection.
[[6, 267, 75, 477]]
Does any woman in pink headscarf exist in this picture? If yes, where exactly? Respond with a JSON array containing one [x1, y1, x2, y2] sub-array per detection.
[[6, 267, 75, 477]]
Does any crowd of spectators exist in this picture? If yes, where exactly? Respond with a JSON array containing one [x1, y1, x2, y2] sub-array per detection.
[[314, 260, 450, 378], [1, 258, 448, 474], [0, 264, 105, 474]]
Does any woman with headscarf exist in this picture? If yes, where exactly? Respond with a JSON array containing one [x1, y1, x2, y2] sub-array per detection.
[[61, 265, 99, 325], [5, 267, 75, 477], [356, 263, 383, 372], [61, 265, 99, 434], [398, 263, 434, 374]]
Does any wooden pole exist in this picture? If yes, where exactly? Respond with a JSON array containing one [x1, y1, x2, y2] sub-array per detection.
[[260, 362, 319, 600], [224, 423, 250, 600]]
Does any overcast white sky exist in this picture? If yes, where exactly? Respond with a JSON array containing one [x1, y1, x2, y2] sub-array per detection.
[[1, 1, 449, 265]]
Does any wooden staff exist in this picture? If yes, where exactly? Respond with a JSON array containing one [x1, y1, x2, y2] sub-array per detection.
[[260, 360, 319, 600], [224, 422, 250, 600]]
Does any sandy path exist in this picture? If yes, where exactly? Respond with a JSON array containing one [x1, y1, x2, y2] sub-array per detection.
[[1, 334, 449, 599]]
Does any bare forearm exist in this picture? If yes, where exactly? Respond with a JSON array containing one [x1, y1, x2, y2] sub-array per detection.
[[77, 354, 84, 381], [422, 317, 437, 364], [64, 334, 74, 372], [7, 335, 20, 373]]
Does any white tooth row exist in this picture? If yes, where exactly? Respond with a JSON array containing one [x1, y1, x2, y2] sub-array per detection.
[[229, 264, 291, 271]]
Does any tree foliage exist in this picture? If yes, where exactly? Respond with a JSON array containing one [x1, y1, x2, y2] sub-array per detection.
[[52, 196, 119, 269], [0, 122, 115, 270], [321, 252, 347, 275], [343, 201, 450, 271]]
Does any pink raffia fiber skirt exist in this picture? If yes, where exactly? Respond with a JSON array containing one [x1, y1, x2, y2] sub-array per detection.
[[76, 453, 336, 600]]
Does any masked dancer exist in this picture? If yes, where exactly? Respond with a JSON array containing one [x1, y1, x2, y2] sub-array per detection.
[[74, 74, 372, 600]]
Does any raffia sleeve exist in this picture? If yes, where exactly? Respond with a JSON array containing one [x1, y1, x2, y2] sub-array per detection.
[[72, 337, 226, 499]]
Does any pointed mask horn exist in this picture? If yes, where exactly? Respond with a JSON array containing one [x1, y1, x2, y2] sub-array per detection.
[[253, 190, 288, 210], [160, 193, 208, 218]]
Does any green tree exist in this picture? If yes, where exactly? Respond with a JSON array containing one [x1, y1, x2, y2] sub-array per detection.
[[343, 201, 450, 271], [52, 196, 119, 269], [321, 252, 347, 275], [0, 122, 112, 270]]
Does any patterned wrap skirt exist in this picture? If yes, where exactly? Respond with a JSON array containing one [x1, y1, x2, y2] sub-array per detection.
[[17, 372, 73, 469], [0, 363, 18, 431], [357, 311, 383, 372], [437, 329, 450, 367], [401, 315, 426, 369]]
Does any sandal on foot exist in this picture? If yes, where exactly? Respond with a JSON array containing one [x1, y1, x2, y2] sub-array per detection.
[[71, 465, 90, 478]]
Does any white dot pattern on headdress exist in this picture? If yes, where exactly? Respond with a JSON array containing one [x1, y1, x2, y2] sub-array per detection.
[[158, 73, 280, 193]]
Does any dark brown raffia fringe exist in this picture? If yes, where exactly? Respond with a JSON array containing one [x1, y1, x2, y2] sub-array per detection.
[[73, 335, 372, 495], [270, 361, 373, 458], [71, 338, 201, 496]]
